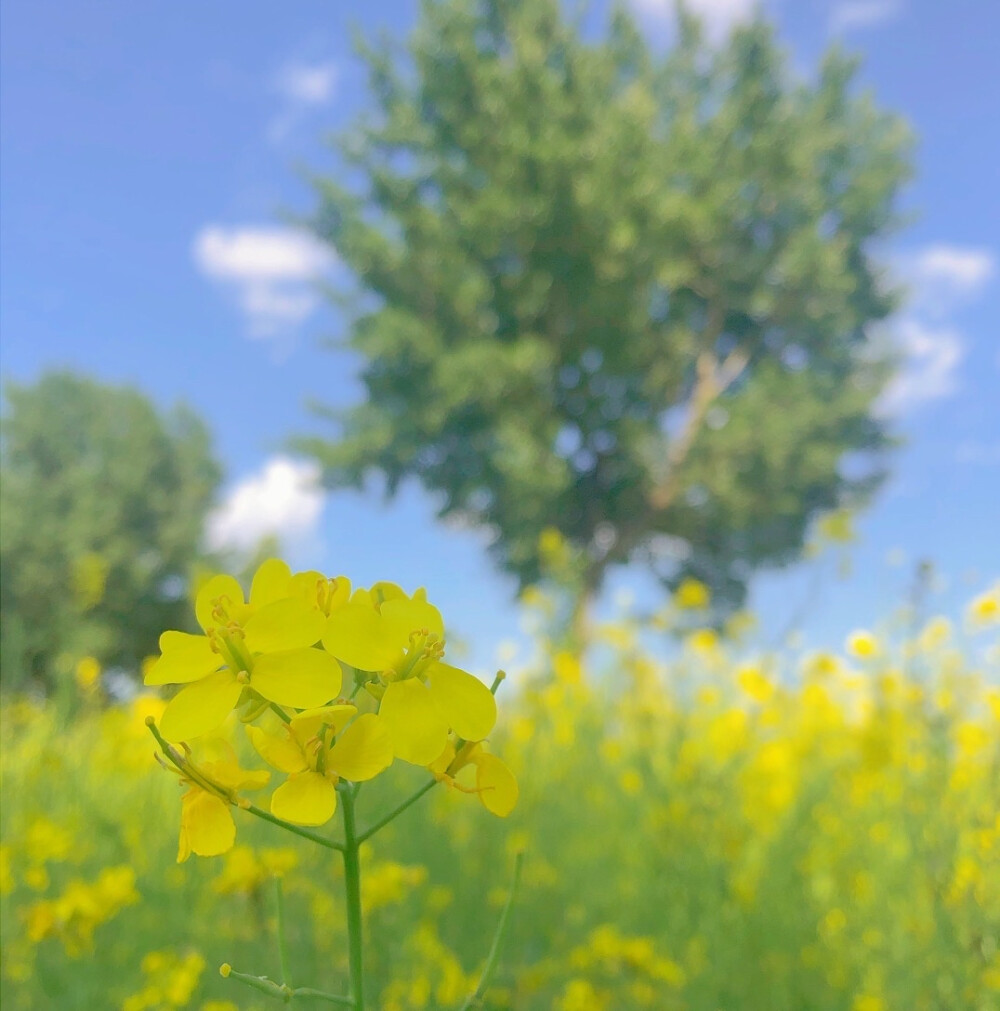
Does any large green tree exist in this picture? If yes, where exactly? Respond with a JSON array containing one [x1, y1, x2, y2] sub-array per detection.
[[303, 0, 910, 612], [0, 372, 221, 693]]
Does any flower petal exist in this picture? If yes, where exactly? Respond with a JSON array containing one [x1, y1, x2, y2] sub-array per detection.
[[178, 789, 235, 862], [159, 671, 241, 741], [380, 598, 445, 643], [251, 649, 342, 709], [195, 574, 246, 631], [291, 705, 358, 743], [425, 662, 497, 742], [329, 714, 393, 782], [145, 632, 221, 686], [323, 604, 397, 671], [249, 558, 293, 607], [243, 598, 326, 653], [271, 772, 337, 826], [378, 679, 449, 766], [474, 753, 519, 817], [247, 725, 308, 775]]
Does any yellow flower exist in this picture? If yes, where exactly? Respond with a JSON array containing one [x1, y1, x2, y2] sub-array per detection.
[[846, 630, 879, 660], [967, 583, 1000, 627], [737, 664, 774, 703], [675, 578, 710, 610], [75, 656, 101, 691], [429, 740, 518, 817], [323, 591, 496, 765], [175, 746, 269, 862], [248, 706, 393, 825], [145, 559, 340, 741]]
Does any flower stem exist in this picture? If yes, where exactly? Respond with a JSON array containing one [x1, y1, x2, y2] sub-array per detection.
[[339, 785, 365, 1011], [275, 877, 291, 986], [269, 702, 292, 724], [243, 802, 344, 852], [459, 851, 524, 1011], [356, 778, 437, 845]]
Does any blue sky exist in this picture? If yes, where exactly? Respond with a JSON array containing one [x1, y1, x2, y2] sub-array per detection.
[[2, 0, 997, 673]]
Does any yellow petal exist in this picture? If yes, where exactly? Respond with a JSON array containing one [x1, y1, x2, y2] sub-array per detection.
[[195, 574, 246, 631], [291, 705, 358, 743], [159, 671, 242, 741], [474, 753, 519, 817], [289, 569, 325, 608], [249, 558, 293, 607], [251, 649, 342, 709], [178, 789, 235, 862], [247, 725, 308, 775], [243, 598, 326, 653], [380, 598, 445, 643], [291, 572, 352, 614], [378, 679, 449, 766], [429, 739, 457, 777], [329, 714, 393, 782], [145, 632, 220, 686], [323, 604, 397, 671], [425, 662, 497, 742], [270, 772, 337, 826]]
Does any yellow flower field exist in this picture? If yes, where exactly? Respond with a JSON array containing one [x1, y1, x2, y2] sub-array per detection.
[[2, 577, 998, 1010]]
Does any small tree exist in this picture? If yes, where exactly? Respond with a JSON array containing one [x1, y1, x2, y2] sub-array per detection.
[[302, 0, 910, 615], [0, 372, 221, 692]]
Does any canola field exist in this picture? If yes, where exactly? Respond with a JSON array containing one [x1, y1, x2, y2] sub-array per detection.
[[2, 580, 999, 1011]]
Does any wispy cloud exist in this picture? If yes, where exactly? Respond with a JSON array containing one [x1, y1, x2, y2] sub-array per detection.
[[879, 319, 963, 415], [206, 456, 326, 557], [630, 0, 759, 40], [192, 225, 335, 338], [906, 244, 995, 315], [269, 59, 338, 142], [275, 61, 338, 105], [878, 243, 995, 414], [829, 0, 901, 33]]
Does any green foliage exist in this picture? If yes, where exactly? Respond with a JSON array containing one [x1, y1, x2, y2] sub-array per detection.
[[302, 0, 911, 609], [0, 372, 221, 693]]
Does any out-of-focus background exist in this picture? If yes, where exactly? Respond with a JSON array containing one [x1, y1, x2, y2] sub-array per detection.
[[1, 0, 998, 1008]]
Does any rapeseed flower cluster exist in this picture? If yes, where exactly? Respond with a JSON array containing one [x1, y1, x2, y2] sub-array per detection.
[[145, 559, 517, 858], [24, 866, 138, 956]]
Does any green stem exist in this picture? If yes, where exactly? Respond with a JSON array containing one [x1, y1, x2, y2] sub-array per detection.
[[270, 702, 292, 724], [339, 785, 365, 1011], [275, 878, 291, 986], [459, 851, 524, 1011], [356, 778, 437, 845], [292, 987, 355, 1005], [221, 964, 354, 1006], [243, 802, 344, 852]]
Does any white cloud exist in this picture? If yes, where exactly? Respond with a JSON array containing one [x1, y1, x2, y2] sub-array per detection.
[[274, 60, 338, 106], [206, 457, 326, 555], [268, 59, 338, 142], [830, 0, 901, 32], [910, 244, 995, 303], [877, 242, 995, 414], [192, 225, 334, 338], [878, 320, 963, 415], [630, 0, 758, 38]]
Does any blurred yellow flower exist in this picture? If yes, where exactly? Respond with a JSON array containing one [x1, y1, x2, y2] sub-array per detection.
[[674, 578, 710, 610], [74, 656, 101, 691], [846, 630, 880, 660]]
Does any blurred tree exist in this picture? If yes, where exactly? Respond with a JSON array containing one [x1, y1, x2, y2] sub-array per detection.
[[301, 0, 910, 618], [0, 372, 221, 693]]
